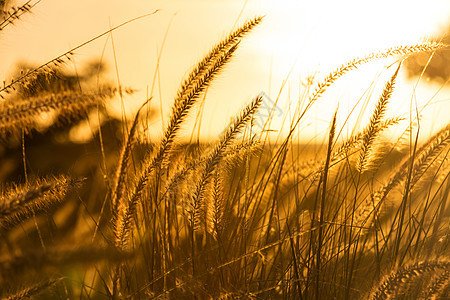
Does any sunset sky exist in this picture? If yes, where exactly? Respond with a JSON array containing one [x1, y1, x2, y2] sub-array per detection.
[[1, 0, 449, 142]]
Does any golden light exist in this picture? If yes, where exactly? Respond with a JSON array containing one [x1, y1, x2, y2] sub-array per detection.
[[0, 0, 449, 142]]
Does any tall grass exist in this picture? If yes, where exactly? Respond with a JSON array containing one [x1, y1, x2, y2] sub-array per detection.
[[0, 2, 449, 299]]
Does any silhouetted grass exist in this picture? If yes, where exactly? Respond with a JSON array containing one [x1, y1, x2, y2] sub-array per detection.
[[0, 2, 449, 299]]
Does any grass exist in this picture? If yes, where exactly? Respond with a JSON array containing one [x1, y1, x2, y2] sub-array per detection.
[[0, 1, 449, 299]]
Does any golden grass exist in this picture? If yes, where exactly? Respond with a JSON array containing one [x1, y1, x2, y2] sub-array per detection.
[[0, 3, 449, 299]]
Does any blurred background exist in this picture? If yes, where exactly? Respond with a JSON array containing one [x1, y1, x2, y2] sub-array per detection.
[[0, 0, 449, 144]]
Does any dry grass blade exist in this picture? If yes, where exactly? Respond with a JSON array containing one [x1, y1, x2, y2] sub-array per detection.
[[189, 95, 263, 231], [185, 94, 262, 277], [209, 171, 224, 238], [162, 138, 259, 204], [2, 277, 62, 300], [112, 17, 263, 251], [0, 90, 114, 138], [370, 261, 450, 299], [410, 123, 450, 187], [357, 63, 401, 172], [334, 117, 404, 164], [156, 43, 238, 168], [175, 16, 263, 100], [291, 42, 445, 133], [355, 122, 450, 228], [122, 43, 239, 235], [315, 108, 338, 299], [155, 16, 263, 169], [0, 0, 39, 32], [0, 181, 53, 217], [0, 176, 84, 232], [419, 269, 450, 299], [111, 98, 151, 217], [309, 43, 443, 106], [294, 116, 404, 184]]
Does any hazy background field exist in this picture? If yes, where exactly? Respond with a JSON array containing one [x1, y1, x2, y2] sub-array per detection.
[[1, 0, 449, 143]]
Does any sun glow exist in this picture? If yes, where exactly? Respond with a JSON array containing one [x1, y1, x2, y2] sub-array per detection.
[[0, 0, 449, 141], [241, 0, 450, 141]]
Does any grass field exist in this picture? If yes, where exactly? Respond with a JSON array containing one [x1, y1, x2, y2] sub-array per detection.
[[0, 2, 449, 299]]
